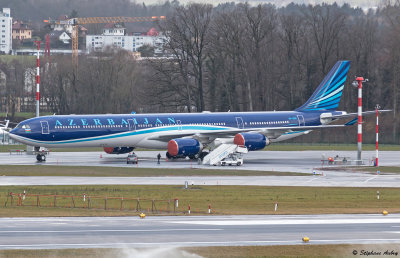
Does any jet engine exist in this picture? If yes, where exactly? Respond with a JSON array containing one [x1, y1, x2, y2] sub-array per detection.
[[167, 138, 203, 159], [103, 147, 134, 154], [233, 133, 270, 151]]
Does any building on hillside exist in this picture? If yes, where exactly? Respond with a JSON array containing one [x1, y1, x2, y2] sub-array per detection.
[[102, 23, 125, 36], [86, 26, 167, 55], [49, 30, 71, 45], [0, 8, 12, 54], [53, 15, 74, 34], [12, 20, 32, 41]]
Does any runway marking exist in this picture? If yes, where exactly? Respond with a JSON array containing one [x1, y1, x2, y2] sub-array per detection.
[[1, 239, 400, 249], [170, 218, 400, 226], [305, 177, 320, 183], [364, 176, 378, 183], [0, 229, 222, 234]]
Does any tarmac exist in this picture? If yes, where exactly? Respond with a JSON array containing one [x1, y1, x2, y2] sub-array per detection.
[[0, 214, 399, 250], [3, 150, 399, 173], [0, 150, 399, 187]]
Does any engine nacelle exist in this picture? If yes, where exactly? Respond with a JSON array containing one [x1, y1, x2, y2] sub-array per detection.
[[233, 133, 270, 151], [103, 147, 134, 154], [167, 138, 202, 158]]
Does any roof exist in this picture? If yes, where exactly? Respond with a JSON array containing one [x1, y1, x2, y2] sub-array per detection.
[[103, 23, 125, 29], [49, 30, 69, 38], [58, 15, 69, 21], [12, 21, 31, 30]]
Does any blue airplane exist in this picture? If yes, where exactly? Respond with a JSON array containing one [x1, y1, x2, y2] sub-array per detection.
[[9, 60, 374, 162]]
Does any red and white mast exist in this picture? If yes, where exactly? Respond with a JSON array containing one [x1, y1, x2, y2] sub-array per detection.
[[376, 104, 380, 167], [34, 41, 41, 117], [355, 77, 364, 165]]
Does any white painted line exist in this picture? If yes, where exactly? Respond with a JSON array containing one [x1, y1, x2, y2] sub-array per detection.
[[364, 176, 378, 183], [2, 239, 400, 249], [305, 178, 320, 183], [170, 218, 400, 226], [0, 229, 222, 233]]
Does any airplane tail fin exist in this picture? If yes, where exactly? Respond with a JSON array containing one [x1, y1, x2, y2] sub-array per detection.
[[295, 60, 351, 112]]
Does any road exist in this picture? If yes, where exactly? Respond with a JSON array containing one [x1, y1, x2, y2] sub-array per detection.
[[0, 214, 399, 250]]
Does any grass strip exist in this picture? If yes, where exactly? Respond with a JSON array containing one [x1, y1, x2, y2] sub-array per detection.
[[0, 244, 397, 257], [265, 143, 400, 151], [0, 185, 399, 217], [322, 166, 400, 174], [0, 165, 306, 177], [2, 143, 400, 152]]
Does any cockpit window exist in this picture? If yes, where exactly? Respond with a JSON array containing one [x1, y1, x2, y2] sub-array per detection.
[[15, 123, 22, 128], [19, 124, 30, 129]]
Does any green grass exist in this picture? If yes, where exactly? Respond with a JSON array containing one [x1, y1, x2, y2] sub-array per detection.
[[265, 143, 400, 151], [2, 143, 399, 153], [0, 165, 305, 177], [0, 55, 36, 65], [0, 112, 53, 120], [0, 244, 393, 258], [323, 166, 400, 174], [1, 185, 399, 217], [0, 145, 104, 152]]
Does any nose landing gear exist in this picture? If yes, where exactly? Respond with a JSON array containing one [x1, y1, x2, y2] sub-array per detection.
[[36, 153, 46, 162], [35, 147, 48, 162]]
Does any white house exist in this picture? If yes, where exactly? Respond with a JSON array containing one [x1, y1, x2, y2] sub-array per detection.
[[49, 30, 71, 44], [86, 26, 167, 55], [53, 15, 74, 34], [58, 31, 71, 44], [0, 8, 12, 54]]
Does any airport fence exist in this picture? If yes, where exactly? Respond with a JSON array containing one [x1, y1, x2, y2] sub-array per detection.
[[5, 192, 181, 214]]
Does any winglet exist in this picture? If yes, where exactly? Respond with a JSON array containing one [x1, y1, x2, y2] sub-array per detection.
[[345, 118, 358, 126]]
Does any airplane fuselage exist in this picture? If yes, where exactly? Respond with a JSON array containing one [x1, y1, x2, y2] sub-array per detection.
[[9, 111, 336, 149]]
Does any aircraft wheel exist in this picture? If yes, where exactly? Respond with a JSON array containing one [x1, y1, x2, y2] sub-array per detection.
[[36, 154, 46, 162], [199, 151, 209, 160]]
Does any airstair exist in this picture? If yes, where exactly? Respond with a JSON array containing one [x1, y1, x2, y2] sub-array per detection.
[[202, 144, 248, 166]]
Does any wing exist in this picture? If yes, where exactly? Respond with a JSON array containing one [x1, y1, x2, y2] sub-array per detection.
[[147, 124, 352, 143]]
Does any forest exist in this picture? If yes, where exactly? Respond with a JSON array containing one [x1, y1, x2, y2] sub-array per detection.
[[1, 1, 399, 144]]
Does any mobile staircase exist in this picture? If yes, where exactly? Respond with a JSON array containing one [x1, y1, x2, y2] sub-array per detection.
[[202, 144, 248, 166]]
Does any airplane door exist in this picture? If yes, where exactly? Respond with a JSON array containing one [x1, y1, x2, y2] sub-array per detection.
[[235, 117, 244, 129], [40, 121, 50, 134], [176, 120, 182, 131], [297, 115, 305, 126], [128, 119, 136, 131]]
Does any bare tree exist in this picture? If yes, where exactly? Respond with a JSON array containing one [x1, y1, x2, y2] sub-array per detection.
[[303, 4, 347, 74]]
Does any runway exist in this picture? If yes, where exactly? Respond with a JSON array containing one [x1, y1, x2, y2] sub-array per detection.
[[0, 214, 399, 250]]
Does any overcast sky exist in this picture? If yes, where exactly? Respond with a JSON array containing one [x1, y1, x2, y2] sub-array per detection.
[[143, 0, 381, 8]]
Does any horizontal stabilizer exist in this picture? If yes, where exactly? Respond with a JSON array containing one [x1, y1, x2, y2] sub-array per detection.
[[331, 110, 391, 120]]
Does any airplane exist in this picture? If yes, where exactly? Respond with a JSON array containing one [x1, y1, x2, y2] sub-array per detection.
[[0, 119, 10, 143], [8, 60, 387, 162]]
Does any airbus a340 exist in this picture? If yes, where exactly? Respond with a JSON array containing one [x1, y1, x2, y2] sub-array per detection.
[[9, 60, 382, 162]]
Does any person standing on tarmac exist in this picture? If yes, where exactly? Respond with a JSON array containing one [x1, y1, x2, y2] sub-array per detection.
[[157, 153, 161, 164]]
